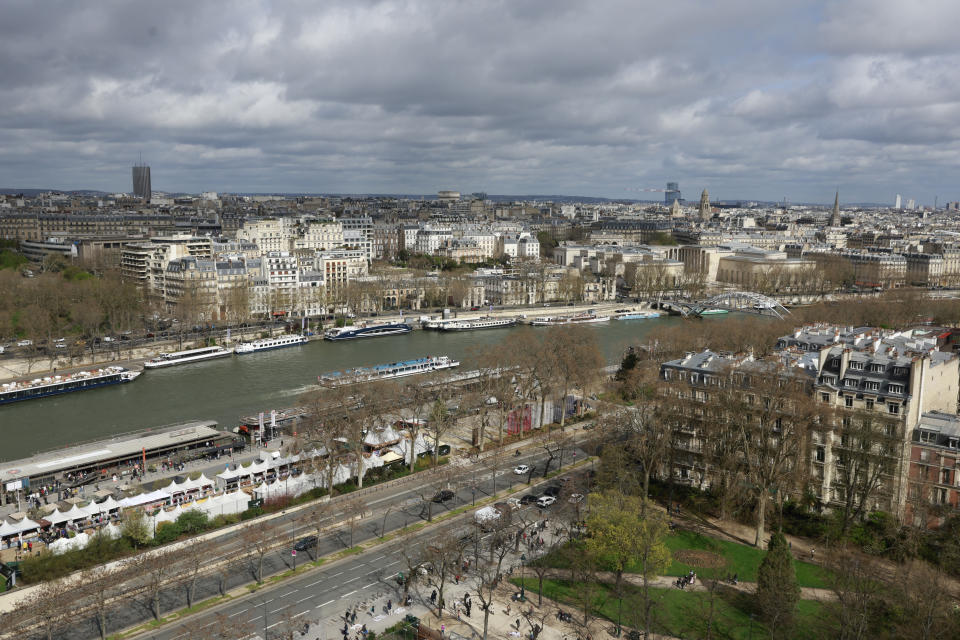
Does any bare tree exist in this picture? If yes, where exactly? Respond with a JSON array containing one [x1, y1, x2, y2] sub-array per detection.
[[471, 527, 513, 640], [719, 363, 817, 546], [342, 497, 366, 548], [396, 377, 437, 472], [177, 538, 211, 609], [421, 532, 468, 620], [301, 499, 333, 560], [831, 409, 903, 536], [821, 545, 889, 640], [177, 611, 256, 640], [298, 388, 346, 495], [136, 547, 178, 620], [16, 578, 73, 640], [270, 604, 319, 640], [241, 520, 278, 584], [84, 564, 130, 639]]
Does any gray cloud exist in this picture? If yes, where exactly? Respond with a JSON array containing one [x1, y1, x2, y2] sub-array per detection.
[[1, 0, 959, 203]]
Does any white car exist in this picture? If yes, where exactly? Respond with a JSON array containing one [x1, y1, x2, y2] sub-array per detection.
[[513, 464, 530, 475], [16, 339, 33, 347], [102, 336, 114, 342], [536, 496, 556, 508], [569, 493, 584, 504]]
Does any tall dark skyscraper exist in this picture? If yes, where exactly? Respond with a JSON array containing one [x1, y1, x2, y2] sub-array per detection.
[[132, 162, 151, 202], [664, 181, 681, 205]]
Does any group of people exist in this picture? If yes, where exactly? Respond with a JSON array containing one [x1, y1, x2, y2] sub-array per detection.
[[675, 570, 697, 589]]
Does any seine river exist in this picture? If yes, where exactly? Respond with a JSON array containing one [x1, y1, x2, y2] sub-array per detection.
[[1, 314, 734, 460]]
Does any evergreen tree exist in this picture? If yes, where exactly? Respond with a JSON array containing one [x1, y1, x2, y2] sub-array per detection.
[[755, 532, 800, 638]]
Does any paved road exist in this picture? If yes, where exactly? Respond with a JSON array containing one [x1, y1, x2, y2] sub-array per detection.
[[30, 443, 592, 640]]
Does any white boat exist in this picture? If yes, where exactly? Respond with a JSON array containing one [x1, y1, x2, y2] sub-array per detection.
[[438, 317, 518, 331], [530, 312, 611, 326], [0, 366, 140, 405], [614, 309, 661, 320], [324, 322, 412, 341], [699, 308, 729, 316], [234, 334, 309, 354], [143, 346, 232, 369], [318, 355, 460, 386]]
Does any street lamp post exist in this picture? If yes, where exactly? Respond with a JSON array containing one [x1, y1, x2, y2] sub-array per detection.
[[520, 553, 526, 600]]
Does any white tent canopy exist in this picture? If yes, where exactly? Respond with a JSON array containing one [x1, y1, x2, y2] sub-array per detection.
[[8, 518, 42, 535], [0, 519, 18, 538], [47, 504, 87, 525], [118, 490, 171, 508], [93, 496, 121, 513]]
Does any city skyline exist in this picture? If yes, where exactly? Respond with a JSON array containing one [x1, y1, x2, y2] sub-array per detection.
[[1, 1, 959, 203]]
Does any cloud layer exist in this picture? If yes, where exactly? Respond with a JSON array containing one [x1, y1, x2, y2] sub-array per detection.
[[2, 0, 959, 203]]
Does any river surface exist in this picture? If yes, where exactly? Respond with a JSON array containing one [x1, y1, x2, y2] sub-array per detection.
[[1, 315, 734, 460]]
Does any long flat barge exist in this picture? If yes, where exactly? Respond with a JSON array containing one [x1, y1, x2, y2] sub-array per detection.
[[0, 366, 140, 405]]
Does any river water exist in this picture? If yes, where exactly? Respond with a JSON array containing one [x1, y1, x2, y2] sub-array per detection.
[[1, 315, 734, 460]]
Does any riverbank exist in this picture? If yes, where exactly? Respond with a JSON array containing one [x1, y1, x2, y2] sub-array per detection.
[[0, 301, 680, 460], [0, 301, 634, 385]]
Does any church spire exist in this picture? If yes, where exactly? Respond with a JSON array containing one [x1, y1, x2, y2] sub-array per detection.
[[699, 189, 710, 222], [830, 190, 841, 226]]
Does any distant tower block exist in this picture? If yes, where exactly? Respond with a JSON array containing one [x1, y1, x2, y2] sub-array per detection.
[[698, 189, 710, 221], [665, 181, 681, 205], [132, 162, 151, 203], [830, 191, 841, 226], [894, 194, 902, 209]]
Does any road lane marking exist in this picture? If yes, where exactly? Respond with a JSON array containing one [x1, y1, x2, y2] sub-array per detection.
[[318, 599, 335, 608], [362, 582, 377, 589], [296, 595, 314, 604], [228, 608, 248, 617], [305, 579, 324, 587], [279, 590, 297, 598]]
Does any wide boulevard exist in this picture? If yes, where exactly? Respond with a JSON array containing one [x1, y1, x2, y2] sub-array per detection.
[[30, 439, 592, 640]]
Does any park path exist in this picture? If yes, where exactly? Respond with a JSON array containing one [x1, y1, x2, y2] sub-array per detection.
[[533, 567, 837, 601]]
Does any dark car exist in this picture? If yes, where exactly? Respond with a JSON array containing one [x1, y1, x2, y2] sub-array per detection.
[[294, 536, 318, 551], [431, 489, 455, 503], [519, 494, 539, 505], [543, 486, 561, 498]]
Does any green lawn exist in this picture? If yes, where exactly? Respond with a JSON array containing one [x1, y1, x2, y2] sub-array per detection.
[[662, 530, 830, 588], [536, 530, 830, 589], [513, 577, 826, 640]]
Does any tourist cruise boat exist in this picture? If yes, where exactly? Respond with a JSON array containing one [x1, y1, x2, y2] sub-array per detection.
[[323, 321, 412, 341], [613, 309, 661, 320], [318, 355, 460, 386], [143, 346, 232, 369], [529, 311, 611, 326], [0, 366, 140, 405], [234, 334, 309, 354], [437, 316, 518, 331]]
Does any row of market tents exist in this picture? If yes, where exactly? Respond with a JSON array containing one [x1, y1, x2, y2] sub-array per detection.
[[1, 429, 435, 553]]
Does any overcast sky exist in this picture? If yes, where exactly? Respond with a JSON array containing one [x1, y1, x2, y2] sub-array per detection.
[[2, 0, 959, 204]]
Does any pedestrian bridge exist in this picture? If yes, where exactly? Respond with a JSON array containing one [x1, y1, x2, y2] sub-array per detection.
[[662, 291, 790, 320]]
